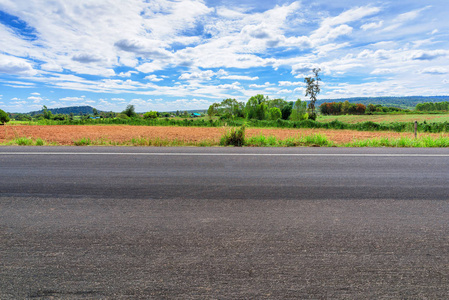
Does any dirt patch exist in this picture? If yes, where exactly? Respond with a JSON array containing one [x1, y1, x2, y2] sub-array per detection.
[[1, 125, 447, 145]]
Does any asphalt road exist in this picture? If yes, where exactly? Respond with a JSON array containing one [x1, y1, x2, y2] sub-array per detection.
[[1, 147, 449, 298]]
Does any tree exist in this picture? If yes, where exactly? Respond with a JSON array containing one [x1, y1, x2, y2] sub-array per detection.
[[290, 99, 308, 121], [0, 109, 10, 125], [143, 111, 158, 119], [342, 100, 351, 114], [220, 98, 244, 119], [42, 105, 53, 120], [281, 101, 294, 120], [207, 103, 220, 119], [304, 68, 321, 120], [245, 94, 268, 120], [92, 108, 99, 116], [122, 104, 137, 118], [269, 107, 282, 120], [267, 98, 288, 110]]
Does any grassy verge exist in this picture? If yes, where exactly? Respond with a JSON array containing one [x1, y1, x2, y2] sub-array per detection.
[[3, 137, 50, 146], [3, 134, 449, 147]]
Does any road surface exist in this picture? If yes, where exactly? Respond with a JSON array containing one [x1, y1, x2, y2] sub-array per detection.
[[1, 147, 448, 298]]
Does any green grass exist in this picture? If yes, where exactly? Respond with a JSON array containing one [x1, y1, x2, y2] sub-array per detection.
[[347, 135, 449, 147], [73, 137, 92, 146], [3, 137, 48, 146], [245, 134, 334, 147], [3, 134, 449, 148]]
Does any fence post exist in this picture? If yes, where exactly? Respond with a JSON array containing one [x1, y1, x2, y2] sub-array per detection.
[[414, 121, 418, 139]]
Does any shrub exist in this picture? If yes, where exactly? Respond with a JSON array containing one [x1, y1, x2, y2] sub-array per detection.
[[15, 137, 33, 145], [220, 125, 246, 146], [73, 137, 92, 146], [143, 111, 158, 119], [0, 109, 10, 124]]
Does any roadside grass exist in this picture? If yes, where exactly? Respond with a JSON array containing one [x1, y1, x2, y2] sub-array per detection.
[[245, 134, 334, 147], [4, 137, 48, 146], [3, 134, 449, 147], [73, 137, 92, 146], [71, 137, 217, 147], [347, 135, 449, 147]]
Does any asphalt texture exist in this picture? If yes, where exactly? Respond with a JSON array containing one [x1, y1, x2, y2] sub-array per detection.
[[1, 146, 449, 299]]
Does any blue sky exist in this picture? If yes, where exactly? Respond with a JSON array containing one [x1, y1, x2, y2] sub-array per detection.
[[0, 0, 448, 113]]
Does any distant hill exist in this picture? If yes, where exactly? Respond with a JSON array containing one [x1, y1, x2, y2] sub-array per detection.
[[29, 106, 100, 116], [316, 96, 449, 109]]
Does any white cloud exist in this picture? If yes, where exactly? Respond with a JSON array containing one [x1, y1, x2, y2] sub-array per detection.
[[0, 54, 37, 76], [218, 82, 241, 90], [41, 62, 63, 72], [27, 96, 43, 101], [410, 50, 448, 61], [118, 71, 138, 78], [383, 6, 431, 32], [361, 21, 383, 31], [179, 70, 215, 81], [249, 82, 273, 88], [278, 81, 304, 87], [60, 96, 85, 102], [396, 6, 431, 23], [144, 75, 164, 82], [420, 67, 448, 75], [371, 68, 393, 75], [30, 92, 40, 96], [220, 75, 259, 80]]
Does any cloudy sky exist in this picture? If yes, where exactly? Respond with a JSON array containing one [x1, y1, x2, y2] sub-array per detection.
[[0, 0, 448, 112]]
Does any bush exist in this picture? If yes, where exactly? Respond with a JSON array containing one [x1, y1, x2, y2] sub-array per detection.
[[143, 111, 158, 119], [0, 109, 10, 124], [220, 125, 246, 146]]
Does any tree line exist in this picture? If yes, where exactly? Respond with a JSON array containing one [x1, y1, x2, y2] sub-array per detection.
[[416, 102, 449, 112], [207, 96, 311, 122], [319, 101, 413, 115]]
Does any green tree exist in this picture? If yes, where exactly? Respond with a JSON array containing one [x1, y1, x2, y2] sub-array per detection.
[[143, 111, 158, 119], [221, 98, 244, 119], [267, 98, 288, 109], [123, 104, 137, 118], [342, 100, 351, 114], [245, 94, 268, 120], [281, 101, 294, 120], [0, 109, 10, 125], [290, 99, 308, 121], [92, 108, 99, 116], [207, 103, 220, 119], [304, 68, 321, 120], [42, 105, 53, 120], [269, 107, 282, 120]]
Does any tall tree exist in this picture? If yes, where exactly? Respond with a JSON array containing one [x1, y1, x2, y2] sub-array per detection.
[[123, 104, 137, 118], [289, 99, 308, 121], [304, 68, 321, 120], [245, 94, 268, 120], [42, 105, 53, 120]]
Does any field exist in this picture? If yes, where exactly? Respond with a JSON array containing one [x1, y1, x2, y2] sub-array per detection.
[[1, 124, 448, 147], [317, 114, 449, 124]]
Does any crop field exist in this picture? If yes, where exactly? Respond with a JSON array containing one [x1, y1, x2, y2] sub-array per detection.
[[317, 114, 449, 124], [2, 125, 449, 147]]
